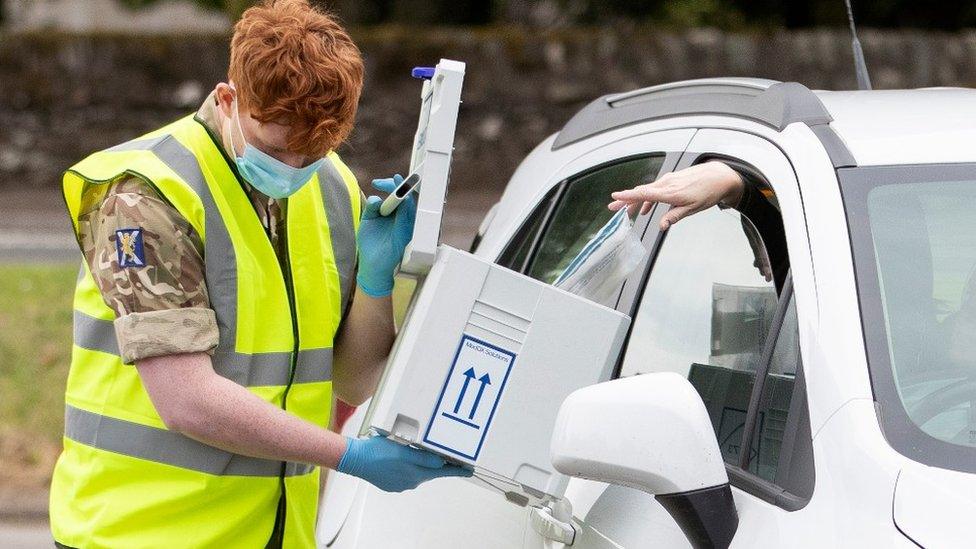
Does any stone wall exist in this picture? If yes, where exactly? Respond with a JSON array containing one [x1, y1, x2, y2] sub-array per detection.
[[4, 0, 230, 33], [3, 27, 976, 193]]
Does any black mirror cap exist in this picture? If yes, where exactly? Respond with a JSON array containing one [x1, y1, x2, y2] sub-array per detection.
[[656, 483, 738, 549]]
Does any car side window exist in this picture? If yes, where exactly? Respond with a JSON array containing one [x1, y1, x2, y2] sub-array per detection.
[[622, 206, 778, 455], [497, 186, 560, 273], [525, 155, 665, 283], [753, 296, 802, 483], [622, 199, 810, 500]]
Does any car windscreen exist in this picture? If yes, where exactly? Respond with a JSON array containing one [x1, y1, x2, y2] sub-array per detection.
[[841, 164, 976, 473]]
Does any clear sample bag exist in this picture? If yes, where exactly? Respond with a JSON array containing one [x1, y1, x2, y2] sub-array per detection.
[[553, 208, 645, 304]]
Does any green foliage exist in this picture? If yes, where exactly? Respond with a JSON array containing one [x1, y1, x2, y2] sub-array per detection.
[[656, 0, 747, 30], [0, 263, 76, 489]]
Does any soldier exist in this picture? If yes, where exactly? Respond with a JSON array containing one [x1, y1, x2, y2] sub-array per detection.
[[50, 1, 467, 548]]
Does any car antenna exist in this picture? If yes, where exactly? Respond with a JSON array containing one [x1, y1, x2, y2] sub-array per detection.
[[844, 0, 873, 90]]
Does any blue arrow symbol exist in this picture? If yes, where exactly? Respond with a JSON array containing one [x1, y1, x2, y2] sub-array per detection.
[[468, 373, 492, 420], [453, 368, 477, 414]]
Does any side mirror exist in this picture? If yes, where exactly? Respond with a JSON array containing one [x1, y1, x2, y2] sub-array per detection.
[[550, 372, 738, 549]]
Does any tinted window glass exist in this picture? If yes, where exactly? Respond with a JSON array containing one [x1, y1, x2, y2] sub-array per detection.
[[842, 165, 976, 474], [527, 155, 665, 283], [497, 186, 559, 272], [752, 297, 799, 482]]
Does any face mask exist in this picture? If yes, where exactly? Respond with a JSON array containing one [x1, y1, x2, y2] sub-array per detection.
[[228, 97, 325, 199]]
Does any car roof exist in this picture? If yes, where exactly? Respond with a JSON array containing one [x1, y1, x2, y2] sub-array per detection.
[[552, 78, 976, 166], [814, 88, 976, 166]]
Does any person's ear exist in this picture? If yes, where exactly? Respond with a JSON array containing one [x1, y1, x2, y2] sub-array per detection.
[[215, 82, 235, 118]]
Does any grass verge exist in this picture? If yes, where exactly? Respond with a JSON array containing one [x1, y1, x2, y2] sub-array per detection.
[[0, 264, 419, 497], [0, 263, 76, 493]]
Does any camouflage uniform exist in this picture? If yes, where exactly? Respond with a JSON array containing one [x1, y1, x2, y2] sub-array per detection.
[[78, 92, 293, 364]]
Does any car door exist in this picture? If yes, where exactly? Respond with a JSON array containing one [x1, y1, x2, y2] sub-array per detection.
[[522, 128, 818, 549], [672, 130, 817, 547], [319, 130, 692, 549], [484, 137, 692, 549]]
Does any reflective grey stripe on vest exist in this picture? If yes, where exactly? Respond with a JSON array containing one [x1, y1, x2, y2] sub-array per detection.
[[317, 159, 357, 313], [73, 310, 333, 384], [87, 131, 356, 386], [64, 404, 314, 477], [74, 310, 120, 356], [212, 347, 334, 386]]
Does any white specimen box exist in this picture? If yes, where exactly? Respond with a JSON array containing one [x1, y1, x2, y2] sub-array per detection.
[[358, 57, 630, 504], [363, 245, 631, 502]]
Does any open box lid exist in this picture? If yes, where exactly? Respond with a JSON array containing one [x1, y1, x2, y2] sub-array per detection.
[[399, 59, 466, 275]]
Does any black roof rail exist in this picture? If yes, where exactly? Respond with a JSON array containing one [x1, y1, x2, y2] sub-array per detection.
[[552, 78, 836, 151]]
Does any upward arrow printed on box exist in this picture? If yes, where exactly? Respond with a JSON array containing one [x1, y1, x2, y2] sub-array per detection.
[[468, 373, 491, 420], [452, 368, 492, 420]]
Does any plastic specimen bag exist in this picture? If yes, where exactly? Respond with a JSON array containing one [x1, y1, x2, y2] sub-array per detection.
[[553, 208, 645, 303]]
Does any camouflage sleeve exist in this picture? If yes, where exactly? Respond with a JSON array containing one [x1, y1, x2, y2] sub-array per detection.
[[77, 177, 219, 364]]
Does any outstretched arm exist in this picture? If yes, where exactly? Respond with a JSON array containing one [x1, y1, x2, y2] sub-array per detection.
[[608, 160, 790, 290], [608, 161, 746, 230]]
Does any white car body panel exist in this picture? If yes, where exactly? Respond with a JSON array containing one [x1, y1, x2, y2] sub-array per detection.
[[321, 81, 976, 548], [814, 89, 976, 166], [775, 122, 876, 428], [894, 461, 976, 548], [320, 406, 531, 549]]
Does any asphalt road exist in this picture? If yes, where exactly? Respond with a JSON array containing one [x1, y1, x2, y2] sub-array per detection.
[[1, 522, 52, 549], [0, 187, 498, 263], [0, 188, 77, 263]]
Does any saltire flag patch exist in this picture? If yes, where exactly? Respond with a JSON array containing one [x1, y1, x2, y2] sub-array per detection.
[[116, 228, 146, 268]]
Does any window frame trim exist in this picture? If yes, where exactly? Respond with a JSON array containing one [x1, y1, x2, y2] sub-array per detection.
[[729, 274, 814, 511], [518, 182, 568, 275], [496, 183, 565, 274], [739, 275, 794, 470]]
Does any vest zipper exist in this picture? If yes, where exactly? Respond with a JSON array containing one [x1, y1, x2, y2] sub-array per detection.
[[193, 116, 300, 548], [269, 207, 301, 549]]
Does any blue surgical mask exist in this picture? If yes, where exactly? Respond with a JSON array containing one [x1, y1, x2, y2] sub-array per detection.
[[229, 98, 325, 199]]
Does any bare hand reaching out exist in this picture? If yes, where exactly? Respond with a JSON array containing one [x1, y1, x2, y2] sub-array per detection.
[[608, 161, 746, 230]]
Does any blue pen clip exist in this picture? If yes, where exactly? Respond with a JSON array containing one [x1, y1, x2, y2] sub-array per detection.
[[412, 66, 436, 80]]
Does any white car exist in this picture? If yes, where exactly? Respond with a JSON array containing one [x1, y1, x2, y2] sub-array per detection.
[[319, 78, 976, 548]]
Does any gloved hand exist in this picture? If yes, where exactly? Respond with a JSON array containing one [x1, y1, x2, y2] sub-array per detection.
[[337, 435, 471, 493], [356, 174, 417, 297]]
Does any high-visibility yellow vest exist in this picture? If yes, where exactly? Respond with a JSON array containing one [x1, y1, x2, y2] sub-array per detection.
[[50, 114, 361, 549]]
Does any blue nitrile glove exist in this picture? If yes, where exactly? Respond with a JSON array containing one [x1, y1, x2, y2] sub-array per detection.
[[337, 435, 472, 492], [356, 174, 418, 297]]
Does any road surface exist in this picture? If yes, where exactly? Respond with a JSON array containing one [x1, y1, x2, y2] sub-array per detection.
[[0, 187, 497, 263], [1, 522, 51, 549]]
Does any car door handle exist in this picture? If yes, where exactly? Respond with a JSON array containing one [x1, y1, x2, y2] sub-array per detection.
[[530, 499, 577, 545]]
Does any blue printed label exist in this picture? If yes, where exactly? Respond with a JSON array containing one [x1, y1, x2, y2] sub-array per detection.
[[423, 335, 516, 461]]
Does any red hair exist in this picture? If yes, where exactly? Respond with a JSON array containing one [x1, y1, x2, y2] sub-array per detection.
[[229, 0, 364, 158]]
